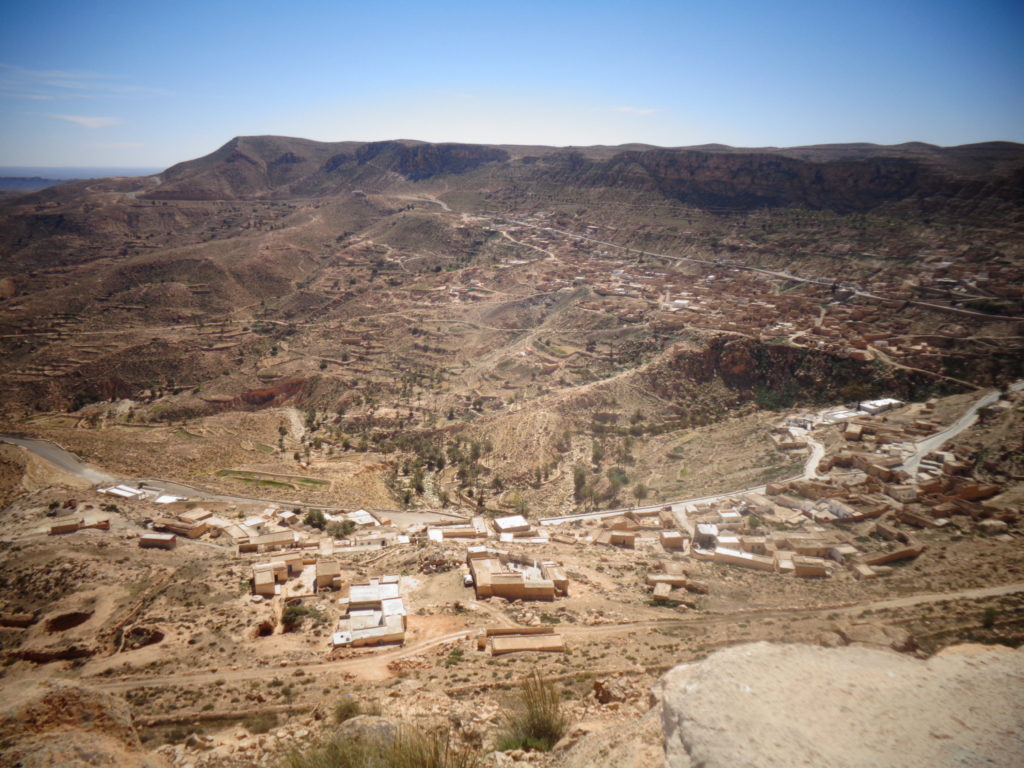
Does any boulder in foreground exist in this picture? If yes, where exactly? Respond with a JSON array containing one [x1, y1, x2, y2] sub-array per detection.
[[660, 641, 1024, 768]]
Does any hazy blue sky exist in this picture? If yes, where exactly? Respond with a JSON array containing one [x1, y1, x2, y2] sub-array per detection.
[[1, 0, 1021, 168]]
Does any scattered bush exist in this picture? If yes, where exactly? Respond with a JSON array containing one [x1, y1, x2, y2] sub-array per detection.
[[333, 695, 362, 723], [244, 713, 278, 734], [281, 604, 324, 631], [496, 671, 567, 752], [281, 722, 477, 768]]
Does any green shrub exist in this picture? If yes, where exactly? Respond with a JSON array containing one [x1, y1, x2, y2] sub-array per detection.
[[244, 713, 278, 734], [281, 722, 477, 768], [442, 648, 464, 668], [495, 671, 567, 752], [281, 604, 324, 631], [304, 509, 327, 530], [333, 695, 362, 723], [327, 519, 357, 539]]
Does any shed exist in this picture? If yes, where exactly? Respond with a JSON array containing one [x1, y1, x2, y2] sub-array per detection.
[[139, 532, 176, 550]]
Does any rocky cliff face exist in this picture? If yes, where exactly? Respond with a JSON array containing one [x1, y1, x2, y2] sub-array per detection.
[[658, 642, 1024, 768], [141, 135, 1024, 210], [352, 140, 509, 180], [643, 335, 956, 409], [523, 146, 1024, 213], [147, 136, 509, 199]]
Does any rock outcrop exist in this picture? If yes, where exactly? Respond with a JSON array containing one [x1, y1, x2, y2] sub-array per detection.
[[658, 642, 1024, 768], [0, 680, 170, 768]]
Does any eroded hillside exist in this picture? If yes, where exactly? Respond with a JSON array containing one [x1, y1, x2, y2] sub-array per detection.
[[1, 137, 1023, 767]]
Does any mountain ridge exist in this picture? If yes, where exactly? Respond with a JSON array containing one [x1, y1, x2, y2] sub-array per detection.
[[139, 135, 1024, 213]]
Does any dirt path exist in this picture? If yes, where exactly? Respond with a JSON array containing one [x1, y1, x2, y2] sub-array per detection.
[[497, 216, 1024, 322], [87, 580, 1024, 693], [868, 344, 980, 390]]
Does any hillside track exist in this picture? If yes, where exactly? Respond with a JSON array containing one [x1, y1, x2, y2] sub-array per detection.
[[86, 579, 1024, 693]]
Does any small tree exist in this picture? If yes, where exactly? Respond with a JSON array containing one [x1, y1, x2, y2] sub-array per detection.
[[633, 481, 648, 504], [304, 509, 327, 530], [326, 519, 356, 539], [281, 604, 323, 632], [572, 465, 587, 503]]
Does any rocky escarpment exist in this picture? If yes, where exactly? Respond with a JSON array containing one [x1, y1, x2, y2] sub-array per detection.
[[517, 145, 1024, 213], [643, 335, 959, 411], [658, 642, 1024, 768], [142, 135, 1024, 210], [147, 136, 509, 199], [352, 140, 509, 180]]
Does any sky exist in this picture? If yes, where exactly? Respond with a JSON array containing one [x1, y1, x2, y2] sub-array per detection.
[[1, 0, 1022, 168]]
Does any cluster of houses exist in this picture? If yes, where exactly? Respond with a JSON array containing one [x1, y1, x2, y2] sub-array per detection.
[[331, 576, 407, 648], [68, 383, 1016, 661], [247, 549, 409, 648]]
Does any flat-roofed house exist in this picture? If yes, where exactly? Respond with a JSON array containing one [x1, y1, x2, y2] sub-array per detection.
[[179, 508, 213, 524], [491, 633, 565, 655], [792, 555, 828, 578], [253, 570, 277, 597], [331, 576, 407, 648], [315, 560, 342, 591], [139, 532, 176, 549], [239, 530, 297, 553], [48, 519, 82, 535], [153, 517, 208, 539], [492, 515, 530, 534], [660, 530, 686, 551], [540, 563, 569, 596], [713, 547, 775, 572], [608, 530, 636, 548], [348, 578, 401, 609], [465, 550, 558, 601]]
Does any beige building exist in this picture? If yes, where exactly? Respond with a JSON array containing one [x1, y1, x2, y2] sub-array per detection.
[[332, 576, 406, 648], [315, 560, 342, 591], [139, 532, 176, 549], [466, 548, 559, 601]]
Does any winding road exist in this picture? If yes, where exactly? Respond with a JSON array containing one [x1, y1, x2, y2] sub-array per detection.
[[4, 380, 1009, 526], [0, 434, 464, 523], [900, 380, 1023, 477], [540, 433, 824, 526], [0, 434, 115, 485]]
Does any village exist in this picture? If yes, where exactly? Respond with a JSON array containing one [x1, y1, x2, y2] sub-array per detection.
[[0, 165, 1022, 767], [12, 381, 1008, 672]]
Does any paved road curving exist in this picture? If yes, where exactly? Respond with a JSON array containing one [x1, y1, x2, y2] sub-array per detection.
[[539, 434, 824, 526], [0, 434, 116, 485], [0, 433, 464, 523], [900, 380, 1023, 477]]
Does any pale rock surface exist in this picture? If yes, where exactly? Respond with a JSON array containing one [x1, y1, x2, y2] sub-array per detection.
[[660, 642, 1024, 768]]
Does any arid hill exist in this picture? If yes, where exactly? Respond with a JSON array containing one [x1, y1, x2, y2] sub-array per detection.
[[1, 135, 1023, 768], [135, 136, 1024, 213]]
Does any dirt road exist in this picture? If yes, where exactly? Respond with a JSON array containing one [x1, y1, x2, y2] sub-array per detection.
[[86, 579, 1024, 693]]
